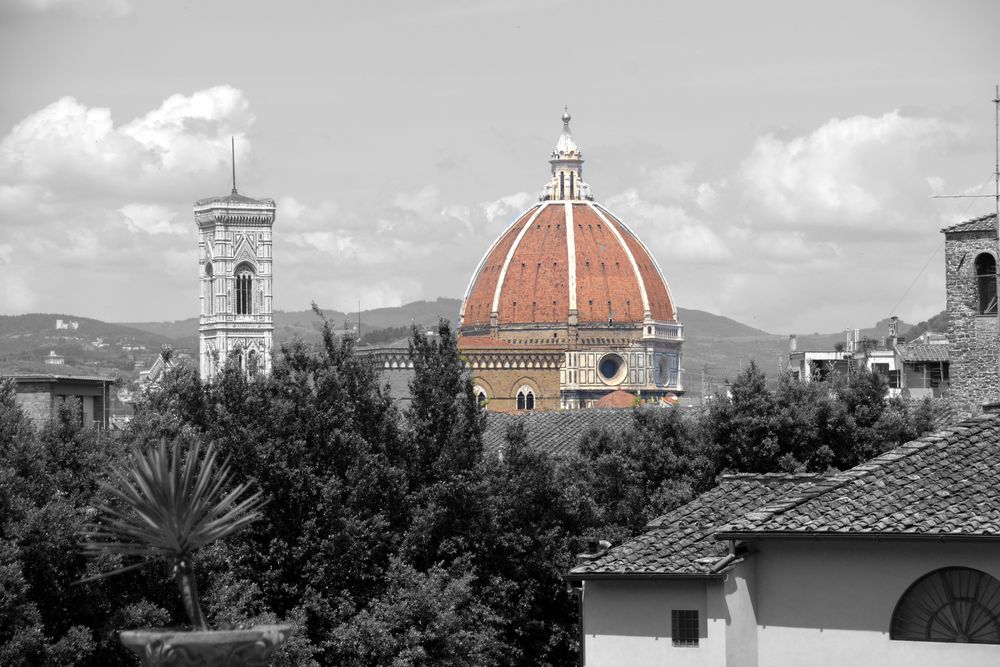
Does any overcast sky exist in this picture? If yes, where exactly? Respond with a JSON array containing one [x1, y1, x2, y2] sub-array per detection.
[[1, 0, 998, 334]]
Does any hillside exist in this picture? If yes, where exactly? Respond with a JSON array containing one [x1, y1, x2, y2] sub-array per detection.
[[0, 313, 179, 378], [121, 298, 463, 348], [3, 302, 944, 399]]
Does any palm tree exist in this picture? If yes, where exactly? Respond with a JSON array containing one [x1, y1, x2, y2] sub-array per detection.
[[83, 438, 265, 630]]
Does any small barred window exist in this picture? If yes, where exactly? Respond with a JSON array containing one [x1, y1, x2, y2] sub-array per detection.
[[671, 609, 699, 647]]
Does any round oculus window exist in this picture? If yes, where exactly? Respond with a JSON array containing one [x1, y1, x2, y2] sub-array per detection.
[[598, 353, 627, 385]]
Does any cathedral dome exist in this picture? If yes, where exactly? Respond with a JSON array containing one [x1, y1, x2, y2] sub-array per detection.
[[460, 112, 677, 332]]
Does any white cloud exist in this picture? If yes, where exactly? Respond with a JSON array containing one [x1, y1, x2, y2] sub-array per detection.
[[0, 86, 252, 199], [268, 190, 535, 317], [1, 0, 132, 17], [0, 87, 248, 319], [119, 203, 184, 235], [738, 111, 963, 229], [605, 188, 732, 263]]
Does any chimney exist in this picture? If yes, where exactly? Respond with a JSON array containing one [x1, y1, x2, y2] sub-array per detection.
[[889, 315, 899, 348], [575, 539, 612, 566], [789, 334, 797, 353]]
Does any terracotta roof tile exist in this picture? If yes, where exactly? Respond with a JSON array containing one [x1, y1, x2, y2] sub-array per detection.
[[571, 474, 821, 576], [462, 207, 539, 327], [720, 415, 1000, 537], [941, 213, 997, 234], [482, 408, 634, 458], [460, 202, 677, 328], [593, 390, 638, 408]]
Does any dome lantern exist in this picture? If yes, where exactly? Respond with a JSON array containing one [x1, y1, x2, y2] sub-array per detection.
[[542, 107, 593, 201]]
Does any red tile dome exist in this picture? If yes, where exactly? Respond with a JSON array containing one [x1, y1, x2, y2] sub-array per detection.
[[460, 200, 677, 328]]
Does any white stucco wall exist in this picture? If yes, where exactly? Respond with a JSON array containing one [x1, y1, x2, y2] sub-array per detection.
[[754, 538, 1000, 666], [581, 578, 726, 667]]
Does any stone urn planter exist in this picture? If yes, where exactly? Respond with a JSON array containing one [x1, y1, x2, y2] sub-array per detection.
[[81, 437, 280, 665], [120, 624, 292, 667]]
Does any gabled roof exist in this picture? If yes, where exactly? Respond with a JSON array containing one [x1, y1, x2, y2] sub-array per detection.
[[941, 213, 997, 234], [896, 343, 950, 363], [719, 414, 1000, 538], [482, 408, 635, 458], [568, 474, 820, 578]]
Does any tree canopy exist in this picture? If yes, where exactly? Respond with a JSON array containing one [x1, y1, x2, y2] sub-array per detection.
[[0, 332, 937, 665]]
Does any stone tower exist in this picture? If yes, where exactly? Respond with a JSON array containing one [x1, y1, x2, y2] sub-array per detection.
[[943, 213, 999, 415], [195, 175, 276, 380]]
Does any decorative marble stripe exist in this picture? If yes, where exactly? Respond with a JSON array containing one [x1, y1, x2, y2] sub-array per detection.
[[491, 203, 548, 314], [459, 204, 539, 321], [588, 202, 650, 316], [594, 202, 677, 321], [565, 201, 577, 312]]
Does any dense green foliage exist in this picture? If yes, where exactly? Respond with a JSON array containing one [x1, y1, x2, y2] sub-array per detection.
[[0, 332, 937, 665]]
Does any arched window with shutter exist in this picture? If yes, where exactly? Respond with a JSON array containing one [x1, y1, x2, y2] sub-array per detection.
[[976, 254, 997, 315], [891, 567, 1000, 644]]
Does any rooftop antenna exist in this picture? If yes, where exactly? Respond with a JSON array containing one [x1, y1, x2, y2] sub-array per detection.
[[931, 85, 1000, 401], [231, 136, 237, 194]]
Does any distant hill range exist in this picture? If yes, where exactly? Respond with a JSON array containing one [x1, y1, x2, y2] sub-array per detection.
[[2, 301, 948, 399]]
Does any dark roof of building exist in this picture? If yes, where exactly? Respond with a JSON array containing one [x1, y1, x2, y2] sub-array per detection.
[[482, 408, 635, 458], [7, 373, 115, 384], [570, 474, 821, 577], [195, 190, 275, 207], [941, 213, 997, 234], [896, 343, 950, 363], [720, 414, 1000, 538]]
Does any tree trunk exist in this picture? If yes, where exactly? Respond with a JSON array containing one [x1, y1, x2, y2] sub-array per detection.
[[173, 558, 207, 630]]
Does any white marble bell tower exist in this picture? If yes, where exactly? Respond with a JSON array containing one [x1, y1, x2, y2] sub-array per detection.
[[195, 150, 275, 380]]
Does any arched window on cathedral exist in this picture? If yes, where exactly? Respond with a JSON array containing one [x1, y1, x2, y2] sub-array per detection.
[[204, 263, 214, 315], [976, 253, 997, 315], [516, 386, 535, 411], [231, 347, 242, 372], [247, 349, 258, 377], [235, 264, 255, 315], [473, 386, 488, 407], [891, 567, 1000, 644]]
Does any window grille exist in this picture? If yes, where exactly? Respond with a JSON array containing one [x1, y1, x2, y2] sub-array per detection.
[[671, 609, 699, 647], [891, 567, 1000, 644]]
